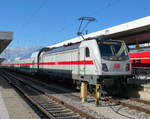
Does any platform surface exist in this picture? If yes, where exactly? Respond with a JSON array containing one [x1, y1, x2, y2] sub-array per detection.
[[0, 75, 40, 119], [0, 89, 10, 119]]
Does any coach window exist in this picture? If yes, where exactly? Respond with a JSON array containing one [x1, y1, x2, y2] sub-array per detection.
[[85, 47, 90, 57]]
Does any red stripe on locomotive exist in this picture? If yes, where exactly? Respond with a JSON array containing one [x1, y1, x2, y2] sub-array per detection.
[[1, 60, 94, 66]]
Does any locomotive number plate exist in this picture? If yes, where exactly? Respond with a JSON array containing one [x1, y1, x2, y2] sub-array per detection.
[[114, 64, 120, 69]]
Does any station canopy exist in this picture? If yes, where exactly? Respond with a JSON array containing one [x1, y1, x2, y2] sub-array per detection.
[[86, 16, 150, 45], [0, 31, 13, 54], [47, 16, 150, 49]]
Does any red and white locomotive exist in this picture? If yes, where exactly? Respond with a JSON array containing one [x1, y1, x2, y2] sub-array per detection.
[[1, 36, 131, 88]]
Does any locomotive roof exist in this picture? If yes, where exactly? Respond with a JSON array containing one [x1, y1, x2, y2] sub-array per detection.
[[44, 43, 79, 55]]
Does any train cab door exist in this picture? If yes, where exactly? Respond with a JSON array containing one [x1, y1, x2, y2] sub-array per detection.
[[79, 47, 90, 78]]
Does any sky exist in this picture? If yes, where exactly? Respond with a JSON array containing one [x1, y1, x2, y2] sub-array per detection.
[[0, 0, 150, 48]]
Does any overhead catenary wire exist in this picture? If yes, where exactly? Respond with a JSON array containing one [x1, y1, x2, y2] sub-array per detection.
[[17, 0, 121, 36], [15, 0, 122, 47], [18, 0, 49, 30], [87, 0, 122, 17], [57, 0, 122, 38], [14, 0, 49, 47]]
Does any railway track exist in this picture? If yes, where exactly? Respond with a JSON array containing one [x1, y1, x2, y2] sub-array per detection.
[[109, 98, 150, 114], [129, 98, 150, 105], [2, 69, 150, 118], [1, 70, 96, 119], [4, 70, 80, 101]]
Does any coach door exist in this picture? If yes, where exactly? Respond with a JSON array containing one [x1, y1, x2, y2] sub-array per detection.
[[32, 60, 35, 73]]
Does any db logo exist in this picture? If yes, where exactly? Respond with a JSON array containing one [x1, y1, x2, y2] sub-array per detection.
[[114, 64, 120, 69]]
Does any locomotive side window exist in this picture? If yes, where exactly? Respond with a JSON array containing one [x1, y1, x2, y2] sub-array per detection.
[[85, 47, 90, 57]]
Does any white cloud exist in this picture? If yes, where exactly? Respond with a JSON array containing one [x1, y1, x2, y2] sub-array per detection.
[[0, 46, 41, 61]]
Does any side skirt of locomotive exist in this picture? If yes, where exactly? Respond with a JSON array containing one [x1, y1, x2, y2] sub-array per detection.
[[36, 68, 131, 94]]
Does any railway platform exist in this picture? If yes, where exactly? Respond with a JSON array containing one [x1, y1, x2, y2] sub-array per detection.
[[139, 84, 150, 101], [0, 88, 10, 119], [0, 74, 40, 119]]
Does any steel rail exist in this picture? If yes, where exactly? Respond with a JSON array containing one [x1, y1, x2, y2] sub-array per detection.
[[129, 98, 150, 105], [13, 85, 58, 119], [2, 70, 96, 119], [109, 98, 150, 114], [2, 74, 58, 119], [9, 71, 80, 99]]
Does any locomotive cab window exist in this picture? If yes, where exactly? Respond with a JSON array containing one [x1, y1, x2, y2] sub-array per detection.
[[85, 47, 90, 57]]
